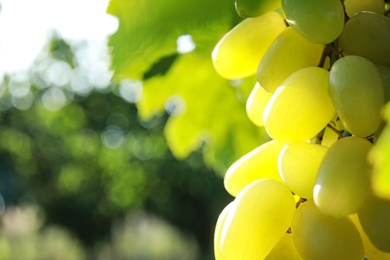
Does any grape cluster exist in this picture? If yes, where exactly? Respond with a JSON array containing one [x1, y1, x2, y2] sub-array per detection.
[[212, 0, 390, 259]]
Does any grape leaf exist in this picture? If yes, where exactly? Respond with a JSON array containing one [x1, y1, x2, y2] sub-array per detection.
[[107, 0, 269, 172], [138, 53, 268, 172], [107, 0, 238, 79]]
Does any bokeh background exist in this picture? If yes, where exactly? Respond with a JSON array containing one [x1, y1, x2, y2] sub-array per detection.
[[0, 0, 269, 259], [1, 0, 390, 259]]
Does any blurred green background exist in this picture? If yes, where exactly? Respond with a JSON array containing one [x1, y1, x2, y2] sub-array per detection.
[[0, 0, 270, 259], [1, 0, 390, 259]]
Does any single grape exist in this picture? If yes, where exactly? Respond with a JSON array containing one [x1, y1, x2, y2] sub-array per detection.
[[212, 11, 286, 79], [258, 27, 324, 93], [214, 202, 233, 260], [368, 115, 390, 200], [376, 65, 390, 103], [235, 0, 280, 18], [281, 0, 344, 44], [224, 140, 284, 197], [314, 136, 373, 218], [344, 0, 385, 17], [358, 195, 390, 253], [339, 12, 390, 67], [328, 55, 384, 137], [292, 200, 364, 260], [263, 67, 335, 143], [220, 179, 295, 260], [278, 142, 328, 199], [350, 213, 390, 260], [246, 82, 273, 127]]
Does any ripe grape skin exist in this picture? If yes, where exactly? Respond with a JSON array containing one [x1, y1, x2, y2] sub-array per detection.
[[328, 55, 384, 137], [344, 0, 385, 17], [263, 67, 335, 143], [220, 179, 295, 260], [246, 82, 272, 127], [350, 213, 390, 260], [292, 200, 364, 260], [278, 142, 328, 199], [339, 12, 390, 67], [257, 27, 324, 93], [265, 233, 302, 260], [235, 0, 280, 18], [281, 0, 344, 44], [313, 136, 373, 218], [358, 195, 390, 253], [224, 140, 284, 197], [213, 202, 233, 260], [211, 11, 286, 79]]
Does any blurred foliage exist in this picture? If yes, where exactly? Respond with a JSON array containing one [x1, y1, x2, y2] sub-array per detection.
[[108, 0, 270, 173], [0, 205, 200, 260], [0, 35, 232, 259]]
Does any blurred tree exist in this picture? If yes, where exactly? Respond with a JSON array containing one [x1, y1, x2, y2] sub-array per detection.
[[0, 35, 232, 259]]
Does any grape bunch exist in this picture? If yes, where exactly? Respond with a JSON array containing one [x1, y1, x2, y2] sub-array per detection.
[[212, 0, 390, 259]]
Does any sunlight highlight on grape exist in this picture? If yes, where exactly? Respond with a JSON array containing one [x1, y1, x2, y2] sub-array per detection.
[[213, 1, 390, 258]]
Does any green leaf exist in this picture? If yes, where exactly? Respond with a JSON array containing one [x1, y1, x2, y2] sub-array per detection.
[[107, 0, 269, 172], [107, 0, 238, 79], [138, 53, 268, 172]]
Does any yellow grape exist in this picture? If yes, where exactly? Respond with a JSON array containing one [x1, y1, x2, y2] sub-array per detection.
[[214, 202, 233, 260], [212, 11, 286, 79], [314, 136, 373, 218], [344, 0, 385, 17], [258, 27, 324, 93], [221, 179, 295, 260], [224, 140, 284, 197], [329, 55, 384, 137], [235, 0, 280, 18], [376, 65, 390, 103], [358, 195, 390, 253], [263, 67, 335, 143], [369, 118, 390, 200], [281, 0, 344, 44], [246, 82, 272, 127], [292, 200, 364, 260], [265, 233, 302, 260], [278, 142, 328, 199], [339, 12, 390, 67], [350, 213, 390, 260]]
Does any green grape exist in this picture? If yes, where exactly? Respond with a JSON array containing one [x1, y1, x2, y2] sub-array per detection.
[[246, 82, 273, 127], [350, 213, 390, 260], [263, 67, 335, 143], [281, 0, 344, 44], [339, 12, 390, 67], [265, 233, 302, 260], [329, 55, 384, 137], [291, 200, 364, 260], [344, 0, 385, 17], [369, 114, 390, 200], [358, 195, 390, 252], [220, 179, 295, 260], [224, 140, 284, 197], [214, 202, 233, 260], [258, 27, 324, 93], [313, 136, 373, 218], [212, 11, 286, 79], [278, 142, 328, 199], [376, 65, 390, 103], [235, 0, 280, 18]]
